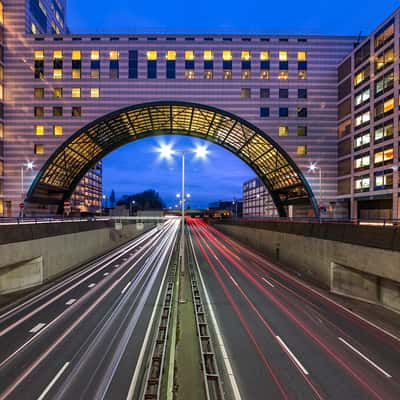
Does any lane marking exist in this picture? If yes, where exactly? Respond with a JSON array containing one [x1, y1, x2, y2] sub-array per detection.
[[121, 281, 131, 294], [230, 276, 239, 287], [189, 230, 242, 400], [276, 336, 309, 375], [29, 323, 46, 334], [262, 277, 275, 288], [114, 264, 120, 268], [37, 362, 70, 400], [88, 283, 96, 288], [338, 337, 392, 378], [103, 272, 109, 276], [65, 299, 76, 306]]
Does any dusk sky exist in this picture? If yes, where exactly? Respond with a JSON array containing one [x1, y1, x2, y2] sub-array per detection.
[[67, 0, 398, 208]]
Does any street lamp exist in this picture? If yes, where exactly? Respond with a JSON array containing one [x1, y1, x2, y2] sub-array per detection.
[[130, 200, 136, 216], [21, 161, 35, 200], [309, 162, 323, 212], [157, 143, 209, 274]]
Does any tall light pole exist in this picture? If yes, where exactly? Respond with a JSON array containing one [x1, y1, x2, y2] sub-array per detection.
[[130, 200, 136, 216], [21, 161, 34, 200], [157, 143, 209, 274], [309, 163, 323, 216]]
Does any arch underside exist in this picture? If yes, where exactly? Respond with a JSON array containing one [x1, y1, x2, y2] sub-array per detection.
[[27, 101, 317, 216]]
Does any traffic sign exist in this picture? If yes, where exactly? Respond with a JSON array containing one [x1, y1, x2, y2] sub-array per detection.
[[19, 203, 24, 209]]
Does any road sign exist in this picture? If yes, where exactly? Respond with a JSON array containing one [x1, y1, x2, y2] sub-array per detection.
[[19, 202, 24, 209], [64, 200, 71, 207]]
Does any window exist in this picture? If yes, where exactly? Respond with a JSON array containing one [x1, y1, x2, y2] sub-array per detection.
[[278, 126, 288, 136], [129, 50, 138, 79], [241, 51, 251, 77], [185, 50, 195, 78], [260, 70, 270, 80], [374, 121, 393, 143], [279, 51, 288, 61], [34, 125, 44, 136], [90, 88, 100, 98], [297, 51, 307, 61], [278, 70, 288, 80], [203, 50, 213, 60], [375, 46, 394, 72], [297, 107, 307, 118], [222, 50, 232, 79], [375, 169, 393, 190], [34, 87, 44, 98], [298, 88, 307, 99], [34, 106, 44, 117], [166, 50, 176, 79], [355, 110, 370, 127], [354, 131, 370, 149], [354, 88, 370, 106], [241, 70, 251, 79], [71, 88, 81, 98], [53, 106, 62, 117], [355, 153, 370, 170], [72, 50, 81, 79], [354, 65, 369, 87], [375, 71, 394, 96], [374, 146, 393, 166], [109, 50, 119, 79], [279, 88, 289, 98], [0, 2, 3, 25], [374, 20, 394, 49], [34, 144, 44, 155], [72, 106, 82, 117], [260, 51, 270, 79], [297, 126, 307, 136], [240, 88, 251, 98], [297, 145, 307, 155], [53, 87, 63, 98], [91, 50, 100, 79], [185, 50, 195, 60], [355, 40, 370, 67], [53, 50, 63, 79], [279, 107, 289, 117], [297, 51, 307, 75], [204, 51, 214, 79], [374, 97, 394, 120], [260, 107, 269, 118], [223, 50, 232, 61], [204, 70, 213, 79], [223, 70, 232, 80], [53, 125, 63, 136], [298, 70, 307, 80], [185, 70, 195, 80], [34, 50, 44, 79], [260, 88, 269, 98], [147, 51, 157, 79], [355, 175, 370, 192]]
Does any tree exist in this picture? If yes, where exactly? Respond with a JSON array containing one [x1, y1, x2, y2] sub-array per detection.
[[116, 189, 165, 211], [109, 189, 116, 209]]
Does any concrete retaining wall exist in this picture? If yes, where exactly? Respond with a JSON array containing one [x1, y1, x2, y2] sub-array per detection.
[[0, 221, 156, 294], [215, 223, 400, 312]]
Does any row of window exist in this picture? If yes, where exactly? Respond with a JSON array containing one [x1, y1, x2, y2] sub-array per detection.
[[260, 107, 308, 118], [354, 121, 394, 149], [34, 106, 82, 119], [354, 146, 395, 170], [241, 87, 307, 99], [34, 87, 99, 98], [355, 95, 396, 128], [354, 170, 399, 193]]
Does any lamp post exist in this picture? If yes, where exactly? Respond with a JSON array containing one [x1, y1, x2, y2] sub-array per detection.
[[309, 163, 323, 217], [20, 161, 34, 218], [157, 143, 209, 274], [130, 200, 136, 216]]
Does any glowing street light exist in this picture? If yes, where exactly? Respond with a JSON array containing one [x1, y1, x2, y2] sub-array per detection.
[[21, 161, 35, 199], [308, 162, 323, 211]]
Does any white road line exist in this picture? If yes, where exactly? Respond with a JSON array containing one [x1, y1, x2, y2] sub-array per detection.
[[121, 281, 131, 294], [114, 264, 119, 268], [29, 323, 46, 334], [65, 299, 76, 306], [103, 272, 109, 276], [230, 276, 239, 287], [88, 283, 96, 288], [338, 337, 392, 378], [276, 336, 309, 375], [189, 231, 242, 400], [262, 277, 275, 288], [36, 362, 70, 400]]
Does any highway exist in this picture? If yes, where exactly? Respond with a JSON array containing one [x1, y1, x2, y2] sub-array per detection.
[[188, 218, 400, 400], [0, 219, 179, 400]]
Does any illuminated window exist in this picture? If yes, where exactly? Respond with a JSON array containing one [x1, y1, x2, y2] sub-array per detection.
[[241, 51, 251, 61], [34, 50, 44, 60], [354, 66, 369, 87], [375, 97, 394, 119], [72, 69, 81, 79], [354, 132, 370, 149], [223, 50, 232, 61], [354, 88, 370, 106], [109, 50, 119, 60], [31, 22, 39, 34], [0, 2, 3, 25], [278, 70, 288, 80], [72, 50, 81, 60], [223, 70, 232, 80], [90, 88, 100, 98], [71, 88, 81, 98], [166, 50, 176, 60], [185, 51, 195, 60], [147, 51, 157, 60], [260, 70, 269, 80], [374, 121, 393, 143], [374, 147, 393, 166], [375, 170, 393, 190], [204, 51, 214, 60], [297, 145, 307, 155], [185, 70, 195, 80], [298, 70, 307, 80], [279, 51, 288, 61], [91, 50, 100, 60], [375, 47, 394, 72], [34, 125, 44, 136], [0, 83, 3, 101], [34, 88, 44, 98], [53, 50, 63, 59], [260, 51, 269, 61], [53, 69, 63, 79], [53, 87, 63, 98], [53, 125, 63, 136], [355, 154, 370, 170], [34, 144, 45, 155], [297, 51, 307, 61], [278, 126, 288, 136], [374, 20, 394, 49], [355, 111, 370, 127], [204, 70, 213, 80], [355, 175, 370, 192], [241, 70, 251, 79]]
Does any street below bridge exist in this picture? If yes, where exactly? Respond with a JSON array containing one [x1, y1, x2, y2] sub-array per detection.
[[0, 218, 399, 400]]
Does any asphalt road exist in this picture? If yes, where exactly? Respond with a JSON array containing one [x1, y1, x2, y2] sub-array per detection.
[[188, 218, 400, 400], [0, 219, 179, 400]]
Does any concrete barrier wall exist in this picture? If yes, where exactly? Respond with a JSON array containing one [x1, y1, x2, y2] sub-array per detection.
[[0, 221, 156, 294], [215, 224, 400, 312]]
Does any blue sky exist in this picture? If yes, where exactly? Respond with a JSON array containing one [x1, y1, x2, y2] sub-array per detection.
[[67, 0, 398, 208]]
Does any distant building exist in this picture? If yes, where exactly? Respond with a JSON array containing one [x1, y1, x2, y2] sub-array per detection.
[[242, 178, 279, 217], [208, 200, 243, 217]]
